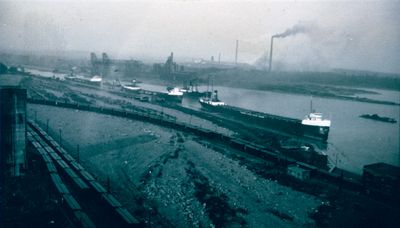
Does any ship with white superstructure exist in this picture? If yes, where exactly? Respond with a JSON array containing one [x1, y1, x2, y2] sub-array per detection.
[[199, 90, 225, 107], [199, 93, 331, 141], [301, 112, 331, 140], [65, 74, 102, 86], [121, 79, 141, 92], [160, 87, 183, 102]]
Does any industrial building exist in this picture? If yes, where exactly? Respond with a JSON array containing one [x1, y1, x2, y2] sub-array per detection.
[[0, 76, 27, 177]]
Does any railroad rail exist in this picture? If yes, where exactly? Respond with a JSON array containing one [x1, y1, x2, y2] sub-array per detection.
[[28, 98, 363, 194], [27, 120, 140, 227], [27, 127, 96, 228]]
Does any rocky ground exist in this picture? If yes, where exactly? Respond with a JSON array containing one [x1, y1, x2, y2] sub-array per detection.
[[19, 74, 400, 227], [29, 104, 322, 227], [0, 144, 72, 227]]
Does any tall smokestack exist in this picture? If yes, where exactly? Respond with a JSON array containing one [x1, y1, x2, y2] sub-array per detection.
[[235, 40, 238, 65], [267, 22, 313, 72], [268, 36, 274, 72]]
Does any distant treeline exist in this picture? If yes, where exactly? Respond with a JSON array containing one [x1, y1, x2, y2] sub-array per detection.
[[203, 69, 400, 91]]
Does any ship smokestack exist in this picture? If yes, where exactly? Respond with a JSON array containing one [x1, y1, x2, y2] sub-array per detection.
[[268, 36, 274, 72]]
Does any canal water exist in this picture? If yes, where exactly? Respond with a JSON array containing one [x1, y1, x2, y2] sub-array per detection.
[[107, 82, 400, 174], [25, 68, 399, 174], [25, 68, 67, 79], [184, 85, 399, 174]]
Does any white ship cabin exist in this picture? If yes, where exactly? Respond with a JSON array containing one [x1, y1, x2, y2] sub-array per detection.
[[302, 113, 331, 127], [211, 100, 225, 106], [122, 80, 141, 90], [90, 75, 102, 82], [168, 87, 183, 96], [201, 97, 225, 106], [123, 84, 141, 90]]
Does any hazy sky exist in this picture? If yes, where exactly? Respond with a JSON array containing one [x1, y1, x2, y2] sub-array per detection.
[[1, 0, 399, 73]]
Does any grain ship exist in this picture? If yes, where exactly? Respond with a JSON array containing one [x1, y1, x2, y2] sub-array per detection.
[[200, 91, 331, 141], [65, 75, 102, 86]]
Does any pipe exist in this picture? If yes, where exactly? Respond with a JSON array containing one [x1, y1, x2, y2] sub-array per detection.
[[235, 40, 239, 65]]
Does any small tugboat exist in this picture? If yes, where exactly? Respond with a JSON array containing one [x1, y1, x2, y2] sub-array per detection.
[[182, 80, 210, 98], [199, 90, 225, 108], [360, 114, 397, 123], [199, 76, 225, 107], [162, 87, 183, 102], [121, 79, 141, 92]]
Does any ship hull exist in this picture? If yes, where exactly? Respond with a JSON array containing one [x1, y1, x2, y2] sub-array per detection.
[[65, 77, 101, 86], [185, 91, 211, 98], [300, 124, 329, 141], [160, 94, 183, 103], [200, 104, 330, 141], [121, 86, 141, 93], [199, 100, 224, 109]]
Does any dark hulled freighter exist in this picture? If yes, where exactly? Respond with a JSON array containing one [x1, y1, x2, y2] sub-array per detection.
[[200, 91, 331, 141]]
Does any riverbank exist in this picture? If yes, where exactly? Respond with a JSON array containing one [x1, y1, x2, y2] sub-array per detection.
[[15, 73, 400, 174], [27, 103, 400, 228], [20, 64, 400, 106], [130, 76, 400, 106], [29, 104, 323, 227]]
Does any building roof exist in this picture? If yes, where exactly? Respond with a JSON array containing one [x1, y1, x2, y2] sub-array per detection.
[[0, 74, 24, 87], [363, 162, 400, 178]]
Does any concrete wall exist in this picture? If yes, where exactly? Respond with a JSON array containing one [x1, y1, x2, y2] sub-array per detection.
[[0, 87, 27, 177]]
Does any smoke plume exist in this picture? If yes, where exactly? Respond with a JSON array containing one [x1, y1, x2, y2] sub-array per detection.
[[273, 22, 313, 38]]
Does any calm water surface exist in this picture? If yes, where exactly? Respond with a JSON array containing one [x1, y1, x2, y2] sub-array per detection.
[[194, 86, 399, 174], [142, 83, 399, 173], [27, 71, 399, 174], [26, 68, 66, 79]]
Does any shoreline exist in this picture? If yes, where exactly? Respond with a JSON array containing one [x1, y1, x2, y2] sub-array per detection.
[[137, 77, 400, 106]]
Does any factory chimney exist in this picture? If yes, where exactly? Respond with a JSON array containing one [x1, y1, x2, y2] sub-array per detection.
[[268, 22, 312, 72], [268, 36, 274, 72], [235, 40, 239, 65]]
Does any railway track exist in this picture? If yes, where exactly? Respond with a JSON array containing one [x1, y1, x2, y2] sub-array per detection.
[[27, 120, 140, 227], [27, 98, 364, 193]]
